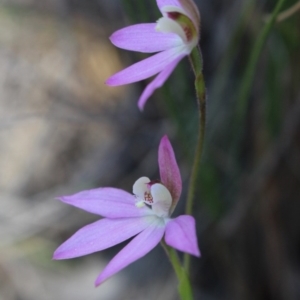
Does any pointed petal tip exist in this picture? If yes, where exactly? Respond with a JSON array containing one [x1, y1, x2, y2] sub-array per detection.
[[94, 279, 101, 287], [189, 246, 201, 257], [105, 76, 127, 87], [160, 134, 169, 143], [108, 30, 123, 47], [55, 195, 74, 205], [108, 33, 114, 42], [105, 77, 114, 86], [52, 246, 70, 260], [137, 102, 145, 111], [159, 134, 172, 149], [52, 251, 62, 260], [94, 276, 105, 287], [137, 94, 148, 111]]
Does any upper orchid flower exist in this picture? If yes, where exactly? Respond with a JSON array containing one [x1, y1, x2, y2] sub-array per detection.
[[106, 0, 200, 110], [53, 135, 200, 286]]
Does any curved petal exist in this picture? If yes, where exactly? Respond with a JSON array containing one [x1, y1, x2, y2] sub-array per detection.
[[165, 215, 200, 257], [138, 55, 184, 110], [53, 216, 155, 259], [110, 23, 182, 53], [156, 0, 200, 31], [106, 45, 187, 86], [158, 135, 182, 210], [57, 188, 152, 218], [95, 217, 165, 286]]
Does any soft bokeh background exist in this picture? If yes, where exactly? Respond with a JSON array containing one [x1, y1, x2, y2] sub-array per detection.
[[1, 0, 300, 299]]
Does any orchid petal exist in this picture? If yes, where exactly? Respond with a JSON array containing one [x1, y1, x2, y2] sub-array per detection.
[[156, 0, 200, 31], [158, 136, 182, 210], [165, 215, 200, 256], [95, 217, 165, 286], [138, 55, 184, 110], [58, 188, 152, 218], [110, 23, 182, 53], [106, 45, 187, 86], [53, 217, 154, 259]]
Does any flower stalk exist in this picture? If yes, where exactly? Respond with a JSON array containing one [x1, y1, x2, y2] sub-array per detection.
[[184, 45, 206, 272], [161, 241, 193, 300]]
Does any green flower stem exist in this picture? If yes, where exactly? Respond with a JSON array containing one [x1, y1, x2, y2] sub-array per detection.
[[236, 0, 287, 126], [161, 241, 194, 300], [184, 46, 206, 272]]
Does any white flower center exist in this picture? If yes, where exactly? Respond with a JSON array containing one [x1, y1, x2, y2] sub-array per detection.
[[155, 5, 198, 49], [133, 176, 172, 218], [156, 17, 187, 43]]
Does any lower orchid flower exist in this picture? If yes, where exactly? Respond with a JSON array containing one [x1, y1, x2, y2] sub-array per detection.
[[106, 0, 200, 110], [53, 135, 200, 286]]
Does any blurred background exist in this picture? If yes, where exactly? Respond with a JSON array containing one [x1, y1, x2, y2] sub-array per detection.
[[0, 0, 299, 299]]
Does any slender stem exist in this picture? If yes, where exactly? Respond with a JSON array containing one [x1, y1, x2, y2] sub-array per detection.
[[185, 46, 205, 216], [184, 46, 206, 272], [161, 47, 206, 296], [230, 0, 288, 176], [161, 241, 193, 300], [236, 0, 287, 126]]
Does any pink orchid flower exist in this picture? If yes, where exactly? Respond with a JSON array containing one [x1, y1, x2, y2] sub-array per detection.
[[53, 135, 200, 286], [106, 0, 200, 110]]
